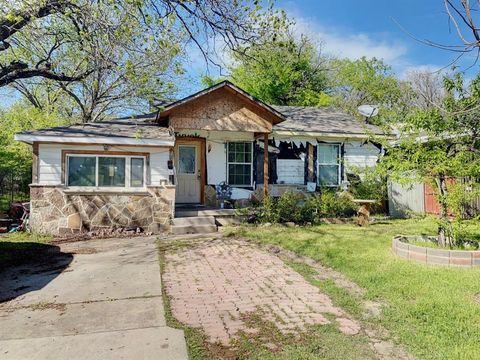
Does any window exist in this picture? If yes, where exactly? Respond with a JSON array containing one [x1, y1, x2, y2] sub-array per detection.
[[130, 158, 144, 187], [227, 142, 252, 186], [98, 157, 125, 187], [68, 157, 96, 186], [317, 144, 341, 186], [66, 155, 146, 188], [178, 145, 196, 174]]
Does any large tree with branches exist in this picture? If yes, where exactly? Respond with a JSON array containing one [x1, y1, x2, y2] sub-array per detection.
[[1, 0, 282, 120]]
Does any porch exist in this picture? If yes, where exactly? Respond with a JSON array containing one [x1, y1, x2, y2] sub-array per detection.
[[171, 204, 240, 235]]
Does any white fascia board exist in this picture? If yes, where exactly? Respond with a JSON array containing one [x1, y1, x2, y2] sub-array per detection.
[[271, 130, 376, 139], [14, 134, 175, 147]]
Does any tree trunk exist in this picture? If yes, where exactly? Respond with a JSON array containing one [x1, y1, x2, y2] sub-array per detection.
[[436, 175, 451, 247]]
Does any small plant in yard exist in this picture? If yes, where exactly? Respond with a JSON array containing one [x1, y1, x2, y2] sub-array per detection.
[[244, 190, 356, 225]]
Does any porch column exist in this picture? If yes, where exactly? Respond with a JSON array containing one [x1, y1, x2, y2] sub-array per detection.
[[263, 133, 269, 198], [32, 142, 39, 184]]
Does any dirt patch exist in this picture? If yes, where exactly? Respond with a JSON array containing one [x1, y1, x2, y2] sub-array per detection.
[[28, 301, 67, 313], [68, 247, 97, 255]]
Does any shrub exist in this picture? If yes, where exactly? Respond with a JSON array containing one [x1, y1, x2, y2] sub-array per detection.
[[249, 190, 356, 225]]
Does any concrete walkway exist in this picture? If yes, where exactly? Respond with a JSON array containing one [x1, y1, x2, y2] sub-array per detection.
[[0, 236, 187, 360]]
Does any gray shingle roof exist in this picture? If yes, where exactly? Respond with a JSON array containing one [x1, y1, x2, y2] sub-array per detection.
[[272, 106, 384, 136], [18, 120, 173, 141]]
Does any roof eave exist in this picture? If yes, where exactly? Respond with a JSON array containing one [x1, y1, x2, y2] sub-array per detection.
[[14, 134, 174, 147], [271, 130, 389, 139]]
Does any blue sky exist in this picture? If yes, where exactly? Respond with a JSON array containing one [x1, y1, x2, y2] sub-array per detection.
[[1, 1, 477, 109], [276, 0, 473, 77]]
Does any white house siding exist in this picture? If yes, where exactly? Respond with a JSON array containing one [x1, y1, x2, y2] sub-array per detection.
[[276, 159, 304, 184], [344, 141, 380, 169], [37, 144, 171, 185]]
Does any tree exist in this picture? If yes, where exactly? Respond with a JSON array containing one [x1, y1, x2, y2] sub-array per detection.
[[227, 31, 331, 106], [1, 0, 281, 90], [380, 72, 480, 247], [12, 1, 185, 122], [330, 57, 402, 118], [0, 102, 69, 202], [404, 70, 446, 109]]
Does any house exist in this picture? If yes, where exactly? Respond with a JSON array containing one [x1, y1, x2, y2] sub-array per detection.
[[14, 81, 384, 235]]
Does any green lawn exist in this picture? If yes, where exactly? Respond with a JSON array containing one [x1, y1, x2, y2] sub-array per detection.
[[0, 232, 52, 270], [225, 218, 480, 360]]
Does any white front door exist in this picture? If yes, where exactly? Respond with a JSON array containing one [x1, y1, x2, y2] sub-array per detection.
[[175, 142, 201, 203]]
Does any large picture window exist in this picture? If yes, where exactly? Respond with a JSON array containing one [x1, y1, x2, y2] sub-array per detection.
[[67, 154, 146, 188], [227, 142, 253, 186], [317, 143, 341, 186]]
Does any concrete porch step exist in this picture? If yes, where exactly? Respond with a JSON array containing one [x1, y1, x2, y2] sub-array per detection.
[[175, 209, 236, 218], [171, 216, 218, 235], [172, 216, 216, 226], [170, 224, 218, 235]]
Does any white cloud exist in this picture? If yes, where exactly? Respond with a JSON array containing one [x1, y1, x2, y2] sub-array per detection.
[[292, 16, 408, 65]]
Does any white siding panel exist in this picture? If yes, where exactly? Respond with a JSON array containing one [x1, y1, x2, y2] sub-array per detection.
[[344, 142, 380, 169], [277, 159, 304, 184], [37, 143, 171, 186], [38, 145, 62, 185], [207, 140, 226, 185], [388, 180, 425, 218], [150, 149, 170, 185]]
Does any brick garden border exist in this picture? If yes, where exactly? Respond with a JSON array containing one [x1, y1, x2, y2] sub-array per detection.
[[392, 235, 480, 268]]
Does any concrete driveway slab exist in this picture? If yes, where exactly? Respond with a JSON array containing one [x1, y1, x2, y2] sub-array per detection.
[[0, 327, 186, 360], [0, 236, 187, 360]]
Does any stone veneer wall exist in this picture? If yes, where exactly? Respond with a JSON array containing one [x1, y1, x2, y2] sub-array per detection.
[[392, 235, 480, 268], [30, 185, 175, 235]]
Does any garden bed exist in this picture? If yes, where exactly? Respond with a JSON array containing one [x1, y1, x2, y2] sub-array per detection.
[[392, 235, 480, 267]]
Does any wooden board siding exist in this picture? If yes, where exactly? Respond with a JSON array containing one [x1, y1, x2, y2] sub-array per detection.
[[38, 144, 170, 186], [277, 159, 304, 184], [305, 143, 316, 184], [168, 87, 274, 133]]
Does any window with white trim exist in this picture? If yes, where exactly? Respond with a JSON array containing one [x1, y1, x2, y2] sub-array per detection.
[[317, 143, 341, 186], [67, 154, 146, 188], [227, 142, 253, 187]]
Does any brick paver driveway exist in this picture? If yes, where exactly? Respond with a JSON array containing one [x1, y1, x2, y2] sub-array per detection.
[[163, 237, 360, 345]]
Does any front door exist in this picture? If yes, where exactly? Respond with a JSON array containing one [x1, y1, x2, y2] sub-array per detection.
[[175, 141, 202, 203]]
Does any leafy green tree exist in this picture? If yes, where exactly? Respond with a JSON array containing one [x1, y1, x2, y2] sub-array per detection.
[[330, 57, 403, 120], [228, 32, 332, 106], [1, 0, 279, 88], [0, 102, 69, 202], [380, 72, 480, 247]]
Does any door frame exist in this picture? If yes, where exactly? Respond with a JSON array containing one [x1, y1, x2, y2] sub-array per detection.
[[174, 137, 206, 204]]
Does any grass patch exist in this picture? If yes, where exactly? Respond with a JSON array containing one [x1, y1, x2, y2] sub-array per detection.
[[288, 261, 364, 319], [225, 217, 480, 360], [0, 232, 53, 269], [233, 310, 375, 360]]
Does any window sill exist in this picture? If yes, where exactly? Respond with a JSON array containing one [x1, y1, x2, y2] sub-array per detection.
[[63, 187, 150, 195]]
